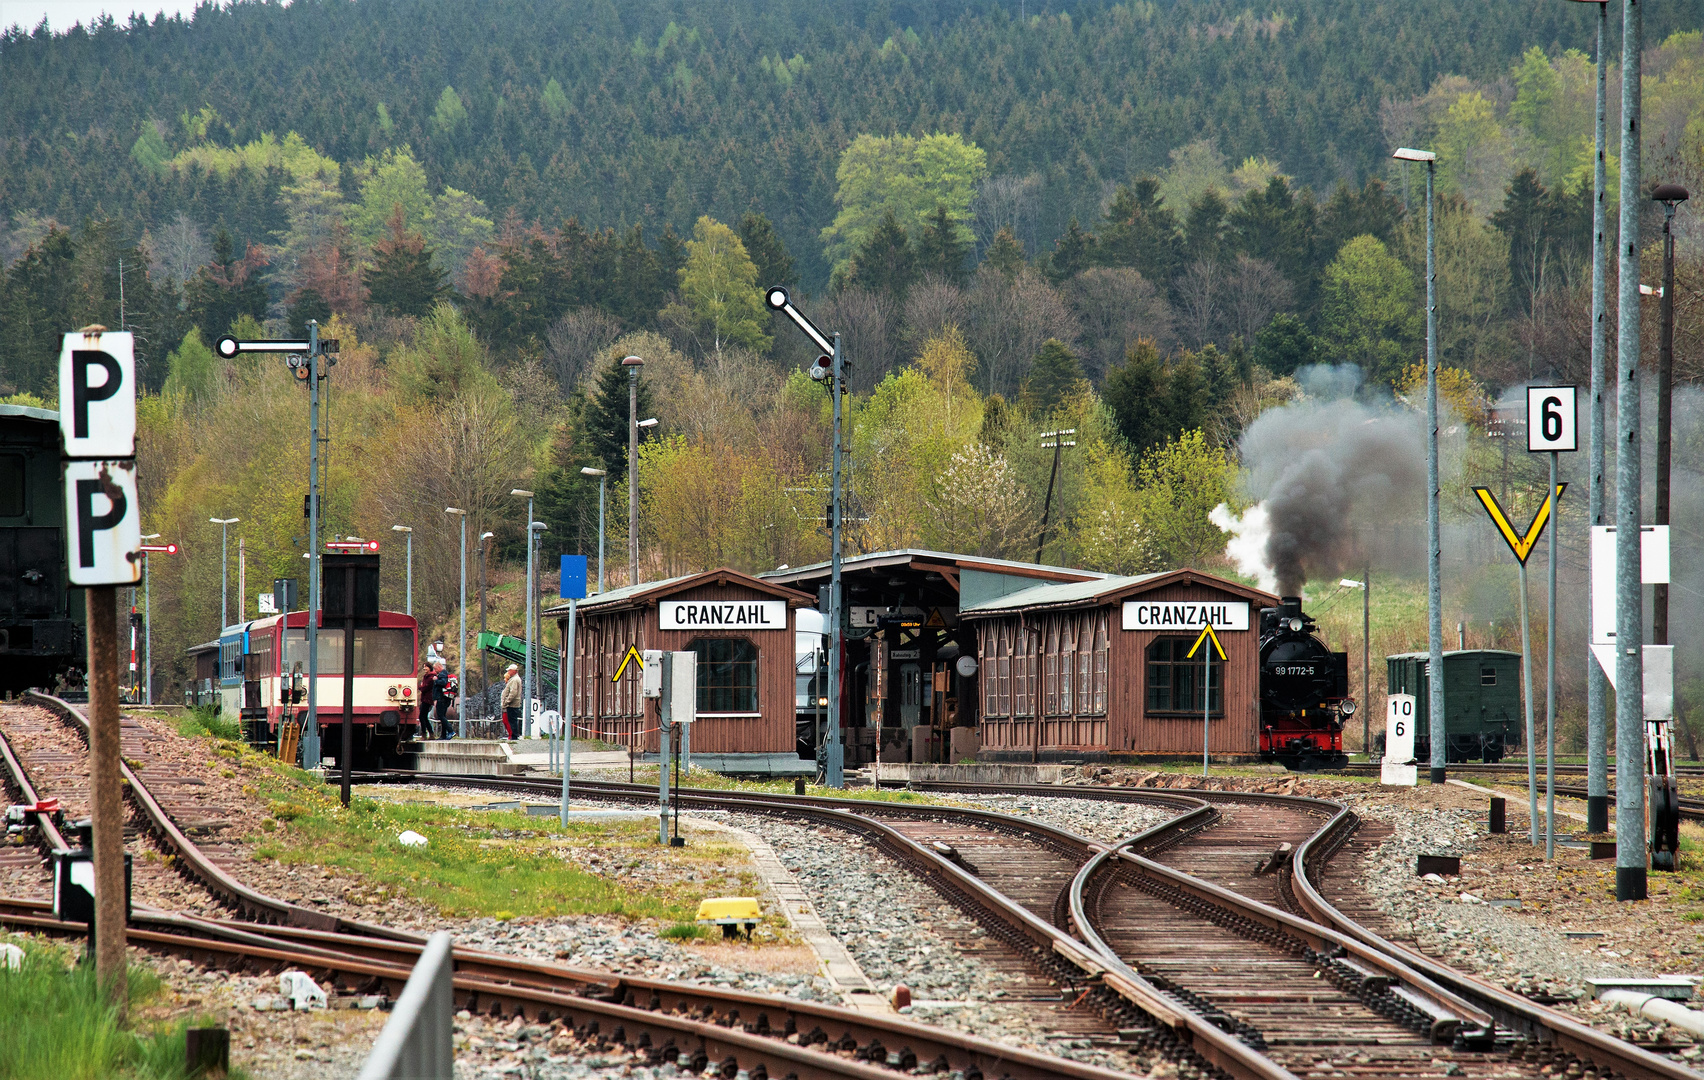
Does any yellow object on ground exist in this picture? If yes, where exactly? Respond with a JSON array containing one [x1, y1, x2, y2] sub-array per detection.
[[695, 896, 762, 922]]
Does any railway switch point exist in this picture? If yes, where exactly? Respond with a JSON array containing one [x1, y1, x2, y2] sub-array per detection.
[[696, 896, 762, 939]]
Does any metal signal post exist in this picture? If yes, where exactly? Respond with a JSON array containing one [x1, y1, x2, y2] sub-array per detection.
[[216, 324, 339, 767], [765, 287, 845, 787]]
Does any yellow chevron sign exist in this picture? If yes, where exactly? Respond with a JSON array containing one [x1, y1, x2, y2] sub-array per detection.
[[612, 644, 644, 682], [1187, 622, 1226, 661], [1473, 484, 1565, 565]]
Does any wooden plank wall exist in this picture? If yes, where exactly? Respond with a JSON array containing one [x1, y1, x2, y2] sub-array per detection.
[[560, 582, 797, 754], [974, 581, 1264, 757]]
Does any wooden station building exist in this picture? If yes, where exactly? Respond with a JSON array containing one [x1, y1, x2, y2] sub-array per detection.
[[544, 568, 813, 756], [960, 569, 1278, 762]]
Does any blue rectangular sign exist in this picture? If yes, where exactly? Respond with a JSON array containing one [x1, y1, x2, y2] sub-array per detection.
[[560, 554, 588, 599]]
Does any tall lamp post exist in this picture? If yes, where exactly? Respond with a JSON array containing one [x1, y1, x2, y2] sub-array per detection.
[[1613, 0, 1645, 903], [529, 521, 548, 736], [581, 467, 607, 593], [210, 517, 238, 628], [1340, 577, 1370, 757], [621, 355, 644, 586], [391, 525, 413, 615], [479, 530, 494, 703], [1394, 146, 1444, 785], [1652, 184, 1689, 649], [445, 507, 468, 737]]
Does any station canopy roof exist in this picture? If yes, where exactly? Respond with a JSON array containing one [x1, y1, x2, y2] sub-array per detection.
[[958, 568, 1278, 618], [543, 567, 810, 620], [760, 549, 1107, 613]]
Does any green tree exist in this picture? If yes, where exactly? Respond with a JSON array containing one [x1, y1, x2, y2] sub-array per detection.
[[914, 203, 970, 284], [1226, 176, 1315, 290], [1043, 219, 1096, 284], [674, 215, 771, 356], [364, 207, 449, 317], [541, 77, 571, 121], [820, 132, 986, 277], [1317, 235, 1421, 386], [842, 209, 916, 297], [431, 85, 469, 133], [1129, 429, 1235, 568], [129, 123, 169, 175], [349, 147, 433, 248], [1096, 179, 1180, 285], [388, 302, 499, 406], [1184, 188, 1229, 265], [583, 354, 656, 484], [161, 327, 218, 402], [1253, 313, 1320, 377], [983, 227, 1026, 277], [736, 212, 796, 291], [184, 228, 269, 345], [427, 187, 495, 287], [1020, 338, 1086, 416], [1103, 339, 1204, 457]]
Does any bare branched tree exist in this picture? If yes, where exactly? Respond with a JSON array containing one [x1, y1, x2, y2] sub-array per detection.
[[962, 266, 1077, 397], [148, 212, 211, 287], [1065, 267, 1173, 382], [973, 173, 1044, 257], [921, 443, 1033, 559], [1225, 255, 1294, 343], [1175, 258, 1223, 349], [902, 273, 968, 351], [545, 307, 624, 393], [816, 286, 901, 393]]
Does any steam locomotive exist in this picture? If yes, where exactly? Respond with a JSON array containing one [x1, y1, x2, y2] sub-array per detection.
[[1258, 597, 1353, 770], [0, 405, 86, 696]]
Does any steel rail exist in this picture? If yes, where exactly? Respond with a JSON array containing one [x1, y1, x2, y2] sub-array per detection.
[[1289, 804, 1701, 1080], [0, 721, 72, 853], [0, 905, 1160, 1080], [22, 691, 423, 941]]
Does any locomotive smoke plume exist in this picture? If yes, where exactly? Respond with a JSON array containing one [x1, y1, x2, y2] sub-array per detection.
[[1213, 365, 1428, 597]]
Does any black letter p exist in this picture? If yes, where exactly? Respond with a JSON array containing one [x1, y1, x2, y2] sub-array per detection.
[[76, 478, 126, 568], [72, 350, 121, 438]]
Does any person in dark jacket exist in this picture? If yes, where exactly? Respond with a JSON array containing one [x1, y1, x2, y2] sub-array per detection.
[[425, 659, 451, 739]]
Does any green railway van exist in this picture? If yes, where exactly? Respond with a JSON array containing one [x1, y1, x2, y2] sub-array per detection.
[[1383, 650, 1522, 763]]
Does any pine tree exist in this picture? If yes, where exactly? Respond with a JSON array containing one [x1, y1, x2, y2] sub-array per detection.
[[1103, 339, 1193, 456], [843, 209, 915, 297], [1253, 312, 1319, 377], [983, 227, 1026, 277], [583, 355, 655, 485], [1043, 219, 1096, 284], [1021, 338, 1086, 416], [1184, 189, 1229, 264], [737, 212, 796, 291], [914, 203, 969, 284], [364, 206, 449, 317], [1097, 179, 1181, 284], [185, 227, 270, 343]]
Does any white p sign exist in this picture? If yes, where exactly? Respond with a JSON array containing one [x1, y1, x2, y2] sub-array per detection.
[[1384, 693, 1417, 764], [58, 331, 135, 459], [1526, 385, 1577, 453], [63, 460, 141, 585]]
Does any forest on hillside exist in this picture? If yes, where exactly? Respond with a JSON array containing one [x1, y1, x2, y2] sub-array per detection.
[[0, 1, 1701, 724]]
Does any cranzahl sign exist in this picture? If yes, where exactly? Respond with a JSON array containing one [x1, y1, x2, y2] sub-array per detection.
[[660, 600, 788, 631], [1121, 602, 1250, 632]]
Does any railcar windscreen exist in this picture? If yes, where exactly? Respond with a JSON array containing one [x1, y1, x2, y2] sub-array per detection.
[[285, 628, 415, 674]]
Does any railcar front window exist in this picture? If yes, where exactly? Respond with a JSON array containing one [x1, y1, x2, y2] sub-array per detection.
[[285, 628, 415, 674]]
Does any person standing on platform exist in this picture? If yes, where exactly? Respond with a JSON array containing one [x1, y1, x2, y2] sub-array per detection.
[[500, 663, 523, 740]]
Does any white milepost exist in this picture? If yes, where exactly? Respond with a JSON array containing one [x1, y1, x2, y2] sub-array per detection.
[[1526, 386, 1578, 453], [1382, 693, 1418, 786]]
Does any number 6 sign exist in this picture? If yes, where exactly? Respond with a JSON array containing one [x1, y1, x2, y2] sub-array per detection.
[[1526, 385, 1578, 453]]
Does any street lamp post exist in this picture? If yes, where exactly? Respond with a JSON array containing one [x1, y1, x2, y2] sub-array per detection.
[[1613, 0, 1645, 903], [530, 521, 547, 737], [1394, 146, 1444, 785], [140, 533, 160, 705], [581, 467, 607, 593], [479, 530, 494, 705], [1652, 185, 1689, 650], [621, 355, 644, 586], [446, 508, 468, 737], [210, 517, 238, 628], [512, 489, 537, 738], [1340, 578, 1370, 757], [1569, 0, 1614, 835], [391, 525, 413, 615]]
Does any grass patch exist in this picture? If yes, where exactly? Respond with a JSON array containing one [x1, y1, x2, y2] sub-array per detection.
[[661, 921, 711, 940], [174, 706, 241, 742], [235, 747, 759, 921], [0, 936, 247, 1080]]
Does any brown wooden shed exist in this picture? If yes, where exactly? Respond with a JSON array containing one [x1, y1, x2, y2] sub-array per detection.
[[961, 569, 1278, 762], [544, 569, 813, 755]]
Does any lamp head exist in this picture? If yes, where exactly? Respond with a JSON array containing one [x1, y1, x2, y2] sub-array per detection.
[[510, 488, 535, 498], [391, 524, 412, 533], [580, 466, 607, 477], [480, 531, 495, 541], [637, 417, 659, 429], [1392, 147, 1437, 163], [620, 354, 643, 368], [445, 507, 466, 516], [1653, 183, 1691, 205]]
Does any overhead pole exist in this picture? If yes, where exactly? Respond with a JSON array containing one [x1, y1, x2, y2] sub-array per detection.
[[623, 356, 644, 587], [305, 321, 323, 769], [1613, 0, 1646, 903], [1582, 0, 1613, 837]]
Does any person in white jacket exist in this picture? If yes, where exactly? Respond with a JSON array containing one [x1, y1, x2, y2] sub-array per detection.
[[500, 663, 523, 740]]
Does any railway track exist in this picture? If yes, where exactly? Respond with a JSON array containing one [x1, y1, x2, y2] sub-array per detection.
[[1333, 761, 1704, 779], [4, 698, 1696, 1079]]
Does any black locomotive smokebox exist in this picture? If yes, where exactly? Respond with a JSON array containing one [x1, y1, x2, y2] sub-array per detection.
[[1416, 854, 1461, 877]]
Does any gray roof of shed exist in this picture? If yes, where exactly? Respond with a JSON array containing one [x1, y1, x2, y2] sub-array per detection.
[[759, 548, 1107, 584], [959, 568, 1278, 617], [0, 403, 58, 424]]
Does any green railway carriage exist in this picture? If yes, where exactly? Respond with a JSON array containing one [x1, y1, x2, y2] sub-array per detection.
[[1384, 650, 1523, 763]]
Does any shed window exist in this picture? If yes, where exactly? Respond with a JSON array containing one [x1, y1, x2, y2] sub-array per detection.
[[1481, 666, 1497, 686], [1146, 637, 1222, 715], [0, 455, 22, 517], [690, 638, 759, 713]]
